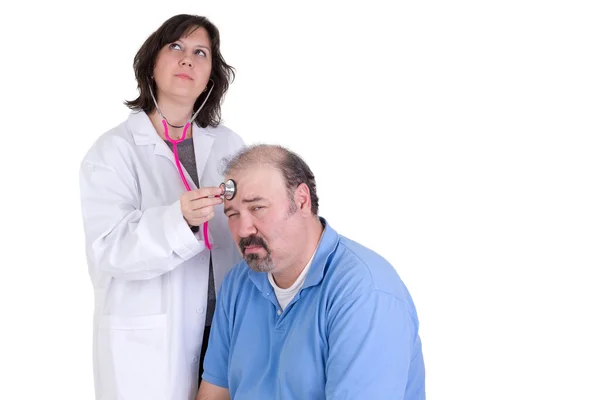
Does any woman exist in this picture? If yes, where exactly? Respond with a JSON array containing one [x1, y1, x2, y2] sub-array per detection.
[[79, 14, 244, 400]]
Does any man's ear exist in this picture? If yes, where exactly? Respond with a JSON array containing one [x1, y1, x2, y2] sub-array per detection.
[[294, 183, 312, 214]]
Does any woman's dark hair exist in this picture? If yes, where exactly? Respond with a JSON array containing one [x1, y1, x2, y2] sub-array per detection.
[[124, 14, 234, 128]]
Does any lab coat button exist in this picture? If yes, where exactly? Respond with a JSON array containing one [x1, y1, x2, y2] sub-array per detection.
[[197, 307, 205, 314], [192, 356, 199, 364]]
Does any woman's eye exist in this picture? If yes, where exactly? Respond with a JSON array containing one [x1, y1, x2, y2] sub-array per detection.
[[194, 49, 206, 57], [169, 43, 182, 50]]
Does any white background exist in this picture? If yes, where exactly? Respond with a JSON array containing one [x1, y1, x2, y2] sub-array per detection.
[[1, 0, 598, 399]]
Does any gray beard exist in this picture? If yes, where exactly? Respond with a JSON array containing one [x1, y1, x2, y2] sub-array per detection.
[[245, 253, 275, 273]]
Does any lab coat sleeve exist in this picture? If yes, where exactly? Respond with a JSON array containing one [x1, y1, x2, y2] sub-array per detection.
[[325, 291, 417, 399], [79, 159, 205, 281]]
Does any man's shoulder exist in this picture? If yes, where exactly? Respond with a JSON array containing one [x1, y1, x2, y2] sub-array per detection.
[[325, 235, 412, 303]]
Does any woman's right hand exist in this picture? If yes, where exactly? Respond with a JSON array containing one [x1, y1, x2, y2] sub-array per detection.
[[180, 187, 224, 227]]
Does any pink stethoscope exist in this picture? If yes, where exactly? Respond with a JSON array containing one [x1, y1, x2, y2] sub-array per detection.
[[149, 82, 234, 251]]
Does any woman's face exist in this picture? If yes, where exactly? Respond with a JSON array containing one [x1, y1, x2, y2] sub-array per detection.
[[153, 26, 213, 104]]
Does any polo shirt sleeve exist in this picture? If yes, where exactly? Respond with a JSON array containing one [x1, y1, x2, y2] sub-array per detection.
[[201, 277, 231, 389], [325, 290, 416, 399]]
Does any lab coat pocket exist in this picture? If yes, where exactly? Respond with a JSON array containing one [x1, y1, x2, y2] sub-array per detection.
[[97, 314, 169, 400]]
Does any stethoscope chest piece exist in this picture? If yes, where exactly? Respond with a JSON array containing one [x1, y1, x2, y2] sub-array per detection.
[[220, 179, 237, 200]]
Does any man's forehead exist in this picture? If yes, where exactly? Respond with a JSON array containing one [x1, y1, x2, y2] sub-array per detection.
[[227, 163, 279, 183], [226, 164, 284, 197]]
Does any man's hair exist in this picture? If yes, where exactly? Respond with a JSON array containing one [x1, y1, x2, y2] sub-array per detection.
[[224, 144, 320, 215], [124, 14, 234, 128]]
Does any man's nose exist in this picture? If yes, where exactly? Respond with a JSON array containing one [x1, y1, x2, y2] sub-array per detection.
[[237, 214, 257, 238]]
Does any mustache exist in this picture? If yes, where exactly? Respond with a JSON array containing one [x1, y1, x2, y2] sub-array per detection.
[[239, 235, 270, 253]]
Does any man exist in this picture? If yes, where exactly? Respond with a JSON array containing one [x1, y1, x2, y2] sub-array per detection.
[[197, 144, 425, 399]]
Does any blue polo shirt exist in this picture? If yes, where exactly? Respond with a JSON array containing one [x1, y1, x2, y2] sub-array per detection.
[[202, 219, 425, 399]]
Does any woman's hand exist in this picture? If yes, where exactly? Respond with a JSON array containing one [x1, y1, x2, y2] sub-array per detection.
[[180, 187, 223, 227]]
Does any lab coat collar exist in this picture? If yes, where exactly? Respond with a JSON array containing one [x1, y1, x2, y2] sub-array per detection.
[[126, 110, 216, 185], [127, 110, 215, 145]]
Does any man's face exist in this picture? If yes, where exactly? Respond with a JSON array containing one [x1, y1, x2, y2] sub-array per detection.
[[224, 164, 301, 273]]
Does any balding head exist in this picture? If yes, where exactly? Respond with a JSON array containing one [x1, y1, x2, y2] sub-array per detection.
[[223, 144, 319, 215]]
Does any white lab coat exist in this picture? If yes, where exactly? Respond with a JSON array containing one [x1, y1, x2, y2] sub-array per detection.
[[79, 110, 244, 400]]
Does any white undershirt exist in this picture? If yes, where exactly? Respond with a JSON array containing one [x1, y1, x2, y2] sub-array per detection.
[[268, 247, 318, 311]]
